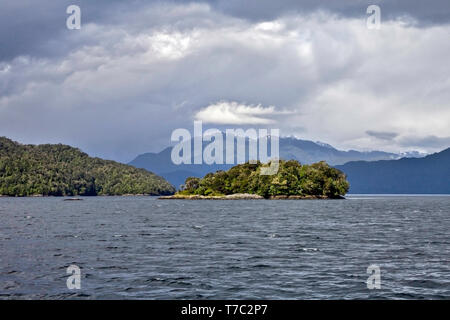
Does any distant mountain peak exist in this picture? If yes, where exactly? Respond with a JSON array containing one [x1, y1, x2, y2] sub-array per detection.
[[314, 141, 335, 149], [398, 150, 428, 159]]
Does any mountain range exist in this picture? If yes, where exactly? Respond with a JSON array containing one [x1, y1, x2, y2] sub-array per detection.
[[128, 136, 428, 189], [336, 148, 450, 194]]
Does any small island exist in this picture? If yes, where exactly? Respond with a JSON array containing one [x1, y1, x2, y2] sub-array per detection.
[[160, 160, 349, 200]]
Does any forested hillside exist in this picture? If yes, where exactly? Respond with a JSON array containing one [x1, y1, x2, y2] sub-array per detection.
[[0, 137, 175, 196]]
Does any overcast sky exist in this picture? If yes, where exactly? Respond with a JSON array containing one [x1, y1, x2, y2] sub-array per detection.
[[1, 0, 450, 162]]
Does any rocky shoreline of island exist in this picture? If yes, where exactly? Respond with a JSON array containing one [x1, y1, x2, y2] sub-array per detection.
[[159, 193, 345, 200]]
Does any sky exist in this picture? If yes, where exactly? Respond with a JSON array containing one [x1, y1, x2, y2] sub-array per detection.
[[1, 0, 450, 162]]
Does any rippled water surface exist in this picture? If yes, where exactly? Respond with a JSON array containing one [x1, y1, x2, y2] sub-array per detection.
[[0, 196, 449, 299]]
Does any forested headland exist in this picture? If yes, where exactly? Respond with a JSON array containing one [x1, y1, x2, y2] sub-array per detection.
[[0, 137, 175, 196]]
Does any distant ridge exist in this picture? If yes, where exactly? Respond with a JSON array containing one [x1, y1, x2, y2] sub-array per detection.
[[336, 148, 450, 194]]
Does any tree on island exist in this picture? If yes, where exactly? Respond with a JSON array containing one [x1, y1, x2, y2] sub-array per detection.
[[179, 160, 349, 198]]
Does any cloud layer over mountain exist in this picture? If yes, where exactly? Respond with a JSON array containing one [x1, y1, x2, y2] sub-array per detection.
[[1, 0, 449, 161]]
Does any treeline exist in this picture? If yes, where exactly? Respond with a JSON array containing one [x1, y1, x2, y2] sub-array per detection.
[[180, 160, 349, 198], [0, 137, 175, 196]]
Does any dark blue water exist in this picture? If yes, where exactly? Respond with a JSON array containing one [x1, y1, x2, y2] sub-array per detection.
[[0, 196, 449, 299]]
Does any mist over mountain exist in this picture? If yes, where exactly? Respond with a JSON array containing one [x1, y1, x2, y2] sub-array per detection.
[[128, 136, 425, 188]]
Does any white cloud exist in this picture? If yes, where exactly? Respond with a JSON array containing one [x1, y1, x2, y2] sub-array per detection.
[[195, 101, 277, 124]]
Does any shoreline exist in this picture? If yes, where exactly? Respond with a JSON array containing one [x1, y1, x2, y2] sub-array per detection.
[[0, 194, 171, 198], [158, 193, 346, 200]]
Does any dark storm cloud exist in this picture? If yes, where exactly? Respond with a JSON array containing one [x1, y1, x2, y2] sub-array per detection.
[[366, 130, 399, 140], [208, 0, 450, 25], [2, 0, 450, 62], [0, 0, 148, 61]]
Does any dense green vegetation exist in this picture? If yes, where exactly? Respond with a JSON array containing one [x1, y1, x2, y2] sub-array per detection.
[[179, 160, 349, 198], [0, 137, 175, 196]]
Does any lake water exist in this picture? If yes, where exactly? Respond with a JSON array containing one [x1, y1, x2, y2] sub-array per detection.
[[0, 196, 449, 299]]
